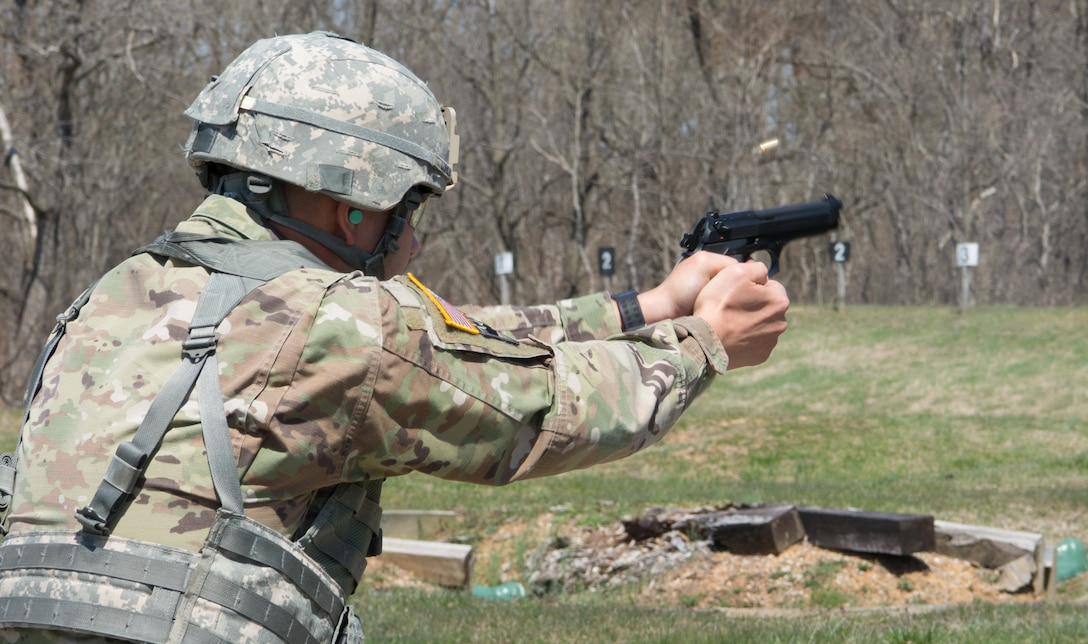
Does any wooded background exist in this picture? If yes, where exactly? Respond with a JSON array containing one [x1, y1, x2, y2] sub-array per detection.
[[1, 0, 1086, 402]]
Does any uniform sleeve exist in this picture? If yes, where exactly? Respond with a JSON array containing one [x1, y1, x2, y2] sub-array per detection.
[[459, 293, 622, 344], [342, 275, 728, 485]]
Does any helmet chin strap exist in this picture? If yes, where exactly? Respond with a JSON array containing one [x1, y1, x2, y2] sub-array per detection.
[[214, 172, 418, 279]]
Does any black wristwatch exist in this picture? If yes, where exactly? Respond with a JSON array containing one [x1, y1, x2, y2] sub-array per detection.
[[611, 289, 645, 331]]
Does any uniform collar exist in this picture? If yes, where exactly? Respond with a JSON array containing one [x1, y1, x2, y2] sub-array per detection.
[[174, 194, 278, 242]]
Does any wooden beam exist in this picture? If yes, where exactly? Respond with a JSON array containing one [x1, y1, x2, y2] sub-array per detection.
[[709, 504, 804, 555], [934, 520, 1044, 595], [933, 520, 1043, 568], [381, 510, 459, 540], [379, 537, 474, 589], [798, 507, 935, 556], [993, 554, 1037, 594]]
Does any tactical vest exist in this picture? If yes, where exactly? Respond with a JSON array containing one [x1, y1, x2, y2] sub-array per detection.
[[0, 232, 383, 643]]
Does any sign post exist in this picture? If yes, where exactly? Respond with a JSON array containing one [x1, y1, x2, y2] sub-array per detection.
[[829, 241, 850, 311], [955, 243, 979, 312], [494, 251, 514, 305]]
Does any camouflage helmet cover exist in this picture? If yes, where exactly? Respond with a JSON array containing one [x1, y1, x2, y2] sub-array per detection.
[[183, 31, 456, 212]]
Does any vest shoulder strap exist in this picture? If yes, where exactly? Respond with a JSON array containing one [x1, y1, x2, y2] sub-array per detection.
[[76, 270, 256, 535], [135, 231, 333, 279]]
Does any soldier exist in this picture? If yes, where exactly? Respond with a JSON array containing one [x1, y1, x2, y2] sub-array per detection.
[[0, 32, 787, 642]]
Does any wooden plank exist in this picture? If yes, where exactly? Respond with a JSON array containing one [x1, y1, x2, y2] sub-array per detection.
[[379, 537, 474, 589], [934, 520, 1043, 568], [709, 504, 804, 555], [934, 520, 1044, 595], [1044, 545, 1058, 600], [381, 510, 459, 540], [798, 507, 935, 556], [994, 554, 1037, 593]]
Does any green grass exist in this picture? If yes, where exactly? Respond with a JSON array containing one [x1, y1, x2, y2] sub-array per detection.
[[804, 559, 854, 609], [360, 590, 1088, 643], [4, 305, 1088, 640], [380, 306, 1088, 531]]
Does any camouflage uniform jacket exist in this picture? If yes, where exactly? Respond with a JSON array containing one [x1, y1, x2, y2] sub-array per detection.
[[6, 194, 728, 554]]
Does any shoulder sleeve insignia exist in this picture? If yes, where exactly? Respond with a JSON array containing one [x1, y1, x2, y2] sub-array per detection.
[[407, 272, 480, 335]]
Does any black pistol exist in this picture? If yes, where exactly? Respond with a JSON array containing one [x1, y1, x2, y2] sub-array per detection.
[[679, 194, 842, 275]]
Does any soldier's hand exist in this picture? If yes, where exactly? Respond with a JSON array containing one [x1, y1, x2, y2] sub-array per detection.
[[636, 251, 739, 324], [693, 258, 789, 370]]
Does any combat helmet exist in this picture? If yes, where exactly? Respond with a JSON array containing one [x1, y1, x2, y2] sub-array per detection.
[[182, 31, 459, 276]]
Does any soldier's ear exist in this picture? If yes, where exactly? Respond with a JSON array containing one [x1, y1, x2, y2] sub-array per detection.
[[336, 203, 358, 245]]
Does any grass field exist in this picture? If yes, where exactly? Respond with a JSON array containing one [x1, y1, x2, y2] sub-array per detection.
[[375, 305, 1088, 534], [2, 305, 1086, 641], [362, 305, 1088, 641]]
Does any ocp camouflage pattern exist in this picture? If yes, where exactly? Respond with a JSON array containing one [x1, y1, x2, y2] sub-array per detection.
[[6, 194, 727, 555]]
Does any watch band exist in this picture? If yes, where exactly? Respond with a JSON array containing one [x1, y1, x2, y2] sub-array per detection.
[[611, 289, 645, 331]]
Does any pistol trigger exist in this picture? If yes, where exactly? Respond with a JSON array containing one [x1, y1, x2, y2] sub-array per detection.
[[763, 240, 786, 277], [767, 253, 781, 277]]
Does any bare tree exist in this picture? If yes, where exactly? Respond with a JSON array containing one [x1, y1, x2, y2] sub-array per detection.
[[2, 0, 1087, 405]]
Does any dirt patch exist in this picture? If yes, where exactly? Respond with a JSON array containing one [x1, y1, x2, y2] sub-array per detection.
[[365, 507, 1052, 610], [524, 518, 1035, 610], [646, 538, 1023, 609]]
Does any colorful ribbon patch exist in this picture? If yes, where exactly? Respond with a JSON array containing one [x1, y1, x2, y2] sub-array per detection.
[[408, 273, 480, 335]]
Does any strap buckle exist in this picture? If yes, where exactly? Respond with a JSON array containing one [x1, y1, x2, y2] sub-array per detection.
[[75, 505, 111, 536], [182, 331, 219, 363]]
